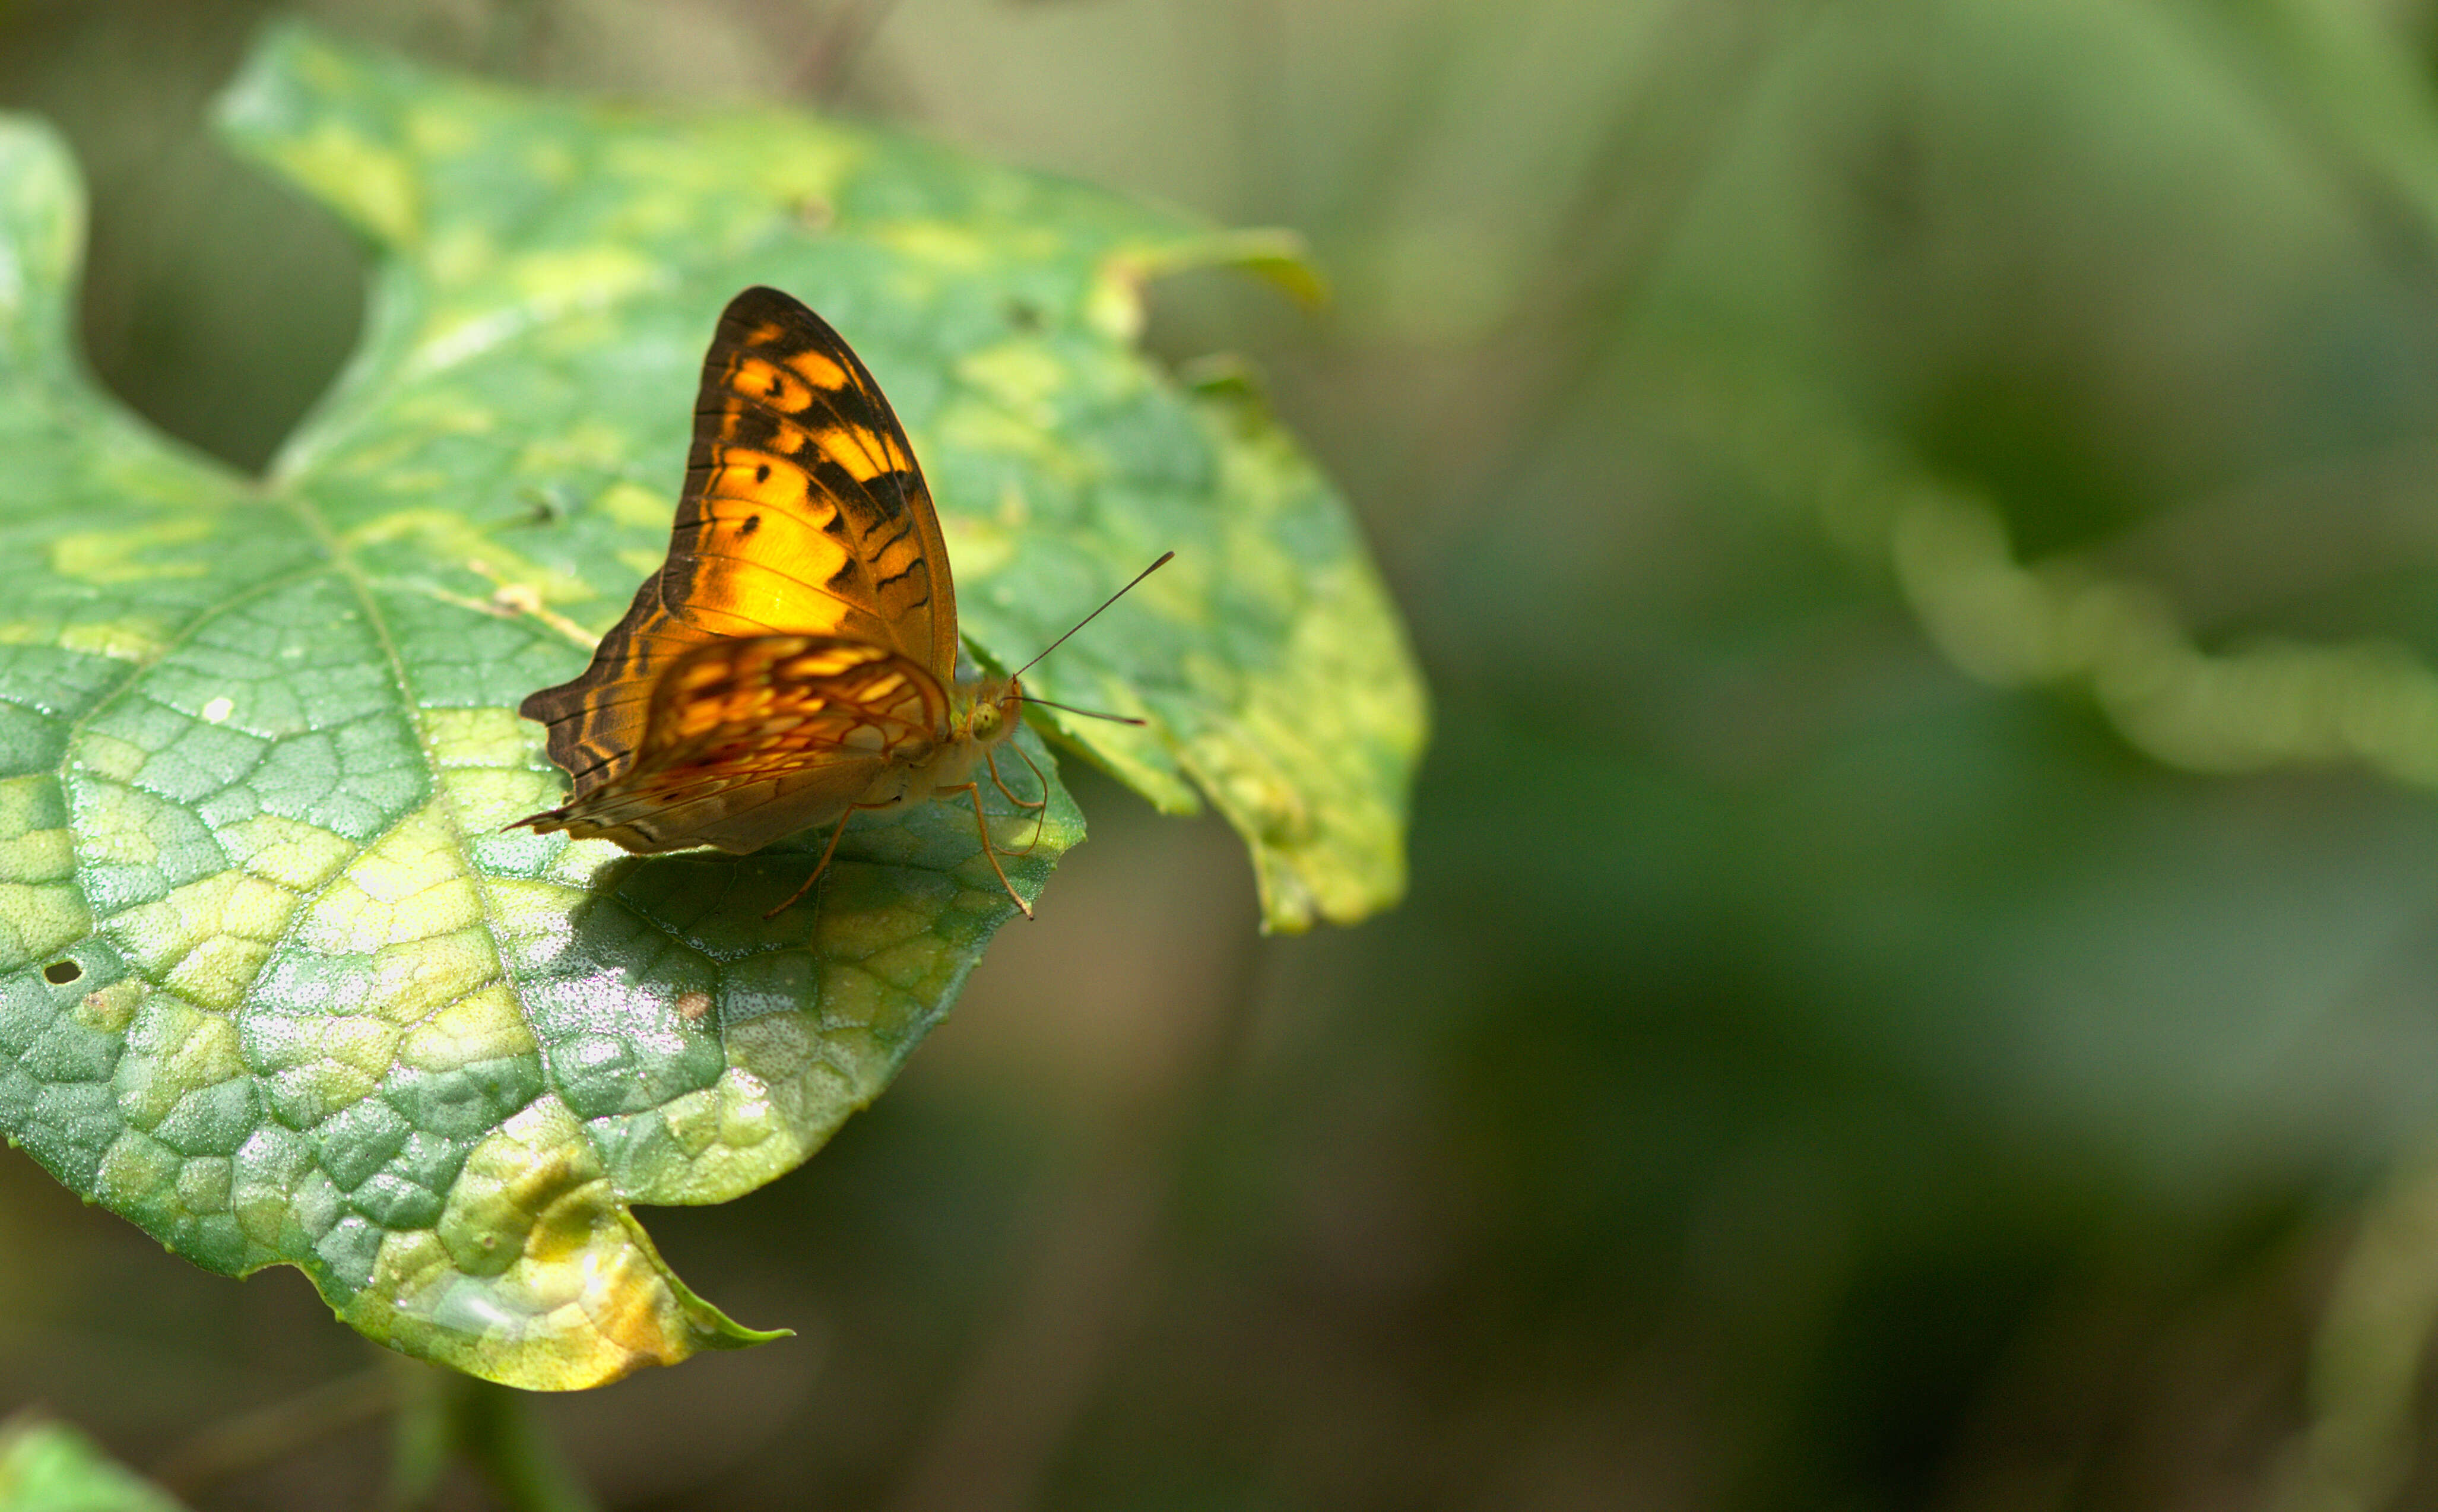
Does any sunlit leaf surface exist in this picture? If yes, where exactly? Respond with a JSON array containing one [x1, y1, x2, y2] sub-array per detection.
[[0, 26, 1420, 1389]]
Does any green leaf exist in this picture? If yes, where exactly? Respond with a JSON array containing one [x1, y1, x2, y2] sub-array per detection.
[[0, 1418, 188, 1512], [0, 23, 1421, 1389], [215, 23, 1424, 932]]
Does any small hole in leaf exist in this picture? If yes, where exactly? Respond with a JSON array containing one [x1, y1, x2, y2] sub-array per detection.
[[42, 961, 81, 985]]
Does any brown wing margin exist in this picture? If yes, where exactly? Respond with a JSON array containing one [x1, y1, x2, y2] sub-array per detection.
[[518, 286, 960, 802], [519, 565, 712, 801]]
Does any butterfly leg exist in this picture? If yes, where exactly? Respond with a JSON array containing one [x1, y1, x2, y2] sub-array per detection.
[[762, 802, 886, 920], [987, 747, 1049, 811], [987, 746, 1054, 857], [943, 781, 1034, 919]]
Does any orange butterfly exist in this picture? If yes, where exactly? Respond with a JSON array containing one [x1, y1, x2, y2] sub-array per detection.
[[515, 286, 1146, 917]]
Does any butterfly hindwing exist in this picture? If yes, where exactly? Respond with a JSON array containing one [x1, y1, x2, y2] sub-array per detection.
[[519, 287, 961, 821], [523, 635, 949, 855]]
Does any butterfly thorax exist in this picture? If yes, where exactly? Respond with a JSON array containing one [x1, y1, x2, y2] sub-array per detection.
[[872, 675, 1023, 809]]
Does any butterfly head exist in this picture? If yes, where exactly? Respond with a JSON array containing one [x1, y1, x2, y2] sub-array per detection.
[[959, 676, 1025, 747]]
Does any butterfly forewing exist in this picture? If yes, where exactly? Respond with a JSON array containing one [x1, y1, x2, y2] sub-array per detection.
[[524, 635, 949, 855], [672, 288, 955, 667], [519, 286, 962, 820]]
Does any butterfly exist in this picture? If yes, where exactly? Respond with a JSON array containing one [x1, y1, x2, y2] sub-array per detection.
[[513, 286, 1151, 918]]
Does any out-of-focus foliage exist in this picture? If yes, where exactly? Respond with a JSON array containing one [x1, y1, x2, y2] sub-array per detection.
[[8, 0, 2438, 1506], [0, 1418, 187, 1512]]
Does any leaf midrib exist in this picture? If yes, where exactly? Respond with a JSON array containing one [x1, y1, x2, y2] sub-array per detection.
[[40, 443, 614, 1285], [276, 471, 591, 1233]]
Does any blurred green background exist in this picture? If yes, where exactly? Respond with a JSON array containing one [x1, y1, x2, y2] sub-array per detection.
[[9, 0, 2438, 1507]]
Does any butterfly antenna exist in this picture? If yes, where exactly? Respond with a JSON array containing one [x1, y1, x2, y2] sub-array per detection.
[[1010, 551, 1174, 681], [1017, 696, 1146, 725]]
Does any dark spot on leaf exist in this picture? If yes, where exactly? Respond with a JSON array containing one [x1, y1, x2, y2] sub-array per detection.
[[1004, 298, 1044, 332], [513, 484, 569, 525], [42, 961, 81, 985]]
